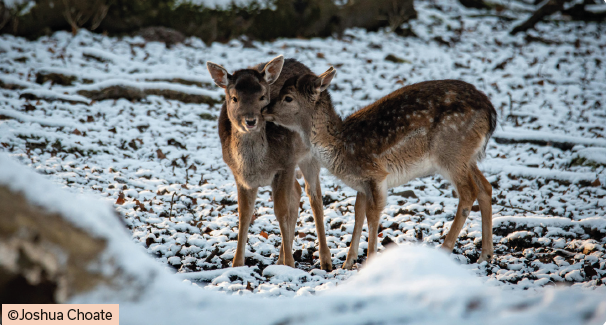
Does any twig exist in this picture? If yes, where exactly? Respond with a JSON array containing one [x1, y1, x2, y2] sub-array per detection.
[[169, 192, 176, 219], [496, 201, 536, 214], [432, 184, 444, 195], [204, 247, 220, 263]]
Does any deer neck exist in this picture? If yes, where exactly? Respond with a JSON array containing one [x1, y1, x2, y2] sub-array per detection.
[[230, 122, 268, 169], [308, 92, 345, 172]]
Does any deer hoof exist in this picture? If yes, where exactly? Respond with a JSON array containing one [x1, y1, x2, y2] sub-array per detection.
[[478, 253, 493, 263]]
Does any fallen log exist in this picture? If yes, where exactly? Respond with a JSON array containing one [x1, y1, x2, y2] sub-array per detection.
[[510, 0, 570, 35], [75, 81, 221, 104], [19, 89, 91, 105]]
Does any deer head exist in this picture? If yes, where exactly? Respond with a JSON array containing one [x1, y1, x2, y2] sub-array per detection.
[[207, 55, 284, 133], [264, 66, 336, 134]]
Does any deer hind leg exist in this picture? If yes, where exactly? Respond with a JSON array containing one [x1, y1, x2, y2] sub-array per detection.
[[343, 191, 366, 270], [471, 164, 494, 263], [442, 169, 479, 253], [272, 169, 296, 267], [365, 180, 387, 260], [233, 185, 258, 267], [299, 158, 333, 271]]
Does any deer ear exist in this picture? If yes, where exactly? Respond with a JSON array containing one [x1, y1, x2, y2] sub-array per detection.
[[314, 67, 336, 93], [262, 55, 284, 85], [207, 62, 230, 89]]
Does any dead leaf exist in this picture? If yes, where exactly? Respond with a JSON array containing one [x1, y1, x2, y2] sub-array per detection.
[[109, 127, 117, 133], [116, 192, 126, 205], [378, 232, 383, 238], [145, 237, 154, 247], [157, 149, 166, 159], [134, 199, 148, 212], [298, 232, 306, 238], [471, 205, 480, 212], [591, 178, 601, 187], [260, 231, 269, 239], [188, 164, 197, 172], [392, 190, 417, 199], [316, 52, 325, 59], [72, 129, 82, 136], [181, 184, 189, 189]]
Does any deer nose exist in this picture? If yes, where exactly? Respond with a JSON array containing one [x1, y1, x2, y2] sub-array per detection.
[[245, 118, 257, 128]]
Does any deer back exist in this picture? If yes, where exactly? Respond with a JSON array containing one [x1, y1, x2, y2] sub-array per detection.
[[266, 75, 497, 188]]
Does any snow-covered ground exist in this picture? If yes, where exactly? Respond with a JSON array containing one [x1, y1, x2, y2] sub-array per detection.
[[1, 0, 605, 301], [2, 153, 606, 324]]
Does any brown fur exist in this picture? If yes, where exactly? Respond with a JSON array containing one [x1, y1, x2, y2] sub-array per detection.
[[265, 69, 497, 269], [208, 57, 332, 270]]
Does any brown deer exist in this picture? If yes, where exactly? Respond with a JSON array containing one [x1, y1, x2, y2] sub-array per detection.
[[264, 67, 497, 269], [206, 56, 332, 270]]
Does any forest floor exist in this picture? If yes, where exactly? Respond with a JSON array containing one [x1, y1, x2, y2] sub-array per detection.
[[1, 0, 605, 298]]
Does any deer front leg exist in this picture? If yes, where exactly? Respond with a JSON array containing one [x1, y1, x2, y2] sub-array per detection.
[[299, 158, 333, 271], [288, 178, 302, 262], [272, 168, 296, 267], [233, 184, 258, 267], [365, 181, 387, 260], [343, 191, 366, 270]]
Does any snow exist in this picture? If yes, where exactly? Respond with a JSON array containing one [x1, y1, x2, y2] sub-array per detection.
[[2, 157, 606, 324], [577, 148, 606, 165], [173, 0, 273, 10], [263, 265, 311, 282], [494, 127, 606, 148], [0, 0, 605, 312]]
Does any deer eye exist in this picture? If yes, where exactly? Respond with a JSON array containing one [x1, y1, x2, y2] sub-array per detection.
[[260, 96, 266, 101], [284, 96, 293, 103], [232, 97, 238, 103]]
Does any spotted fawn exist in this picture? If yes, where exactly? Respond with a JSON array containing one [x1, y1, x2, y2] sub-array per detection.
[[264, 67, 496, 269]]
